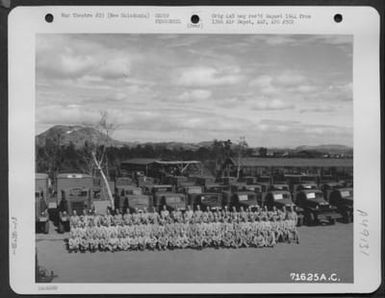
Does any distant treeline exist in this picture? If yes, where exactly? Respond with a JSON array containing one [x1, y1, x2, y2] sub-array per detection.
[[36, 139, 243, 179]]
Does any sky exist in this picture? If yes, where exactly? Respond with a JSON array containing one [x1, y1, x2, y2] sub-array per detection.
[[36, 34, 353, 148]]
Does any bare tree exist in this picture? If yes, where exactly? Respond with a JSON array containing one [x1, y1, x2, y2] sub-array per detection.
[[82, 111, 117, 210]]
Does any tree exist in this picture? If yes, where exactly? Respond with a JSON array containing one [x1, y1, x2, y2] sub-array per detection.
[[259, 147, 267, 157], [236, 136, 248, 179], [82, 111, 117, 210]]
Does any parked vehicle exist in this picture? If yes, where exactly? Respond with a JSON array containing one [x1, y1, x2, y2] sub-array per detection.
[[143, 184, 174, 195], [204, 183, 228, 193], [123, 194, 152, 213], [153, 192, 187, 211], [320, 181, 345, 201], [57, 188, 92, 233], [256, 175, 272, 192], [35, 191, 49, 234], [295, 189, 340, 225], [231, 191, 260, 211], [268, 183, 290, 192], [115, 176, 135, 187], [194, 175, 216, 187], [182, 185, 204, 206], [192, 193, 224, 211], [329, 188, 353, 223], [263, 190, 303, 225]]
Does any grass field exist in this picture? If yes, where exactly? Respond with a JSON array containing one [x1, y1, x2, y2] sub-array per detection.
[[36, 222, 353, 283]]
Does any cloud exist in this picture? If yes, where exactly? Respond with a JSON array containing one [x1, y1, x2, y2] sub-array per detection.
[[251, 99, 295, 110], [175, 66, 243, 87], [178, 89, 212, 101]]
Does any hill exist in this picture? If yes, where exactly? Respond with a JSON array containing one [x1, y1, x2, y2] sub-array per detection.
[[36, 125, 124, 149]]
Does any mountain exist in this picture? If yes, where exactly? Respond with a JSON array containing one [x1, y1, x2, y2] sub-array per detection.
[[36, 125, 124, 149], [295, 144, 353, 154]]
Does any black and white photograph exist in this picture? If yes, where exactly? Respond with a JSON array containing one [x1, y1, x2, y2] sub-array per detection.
[[34, 33, 355, 284]]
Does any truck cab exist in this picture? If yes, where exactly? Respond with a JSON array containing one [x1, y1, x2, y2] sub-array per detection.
[[295, 189, 340, 225], [329, 188, 353, 223], [123, 194, 152, 213], [193, 193, 224, 211], [57, 188, 92, 232], [153, 192, 187, 212], [231, 191, 259, 211]]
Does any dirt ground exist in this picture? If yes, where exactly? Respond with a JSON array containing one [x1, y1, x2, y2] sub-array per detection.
[[36, 222, 353, 283]]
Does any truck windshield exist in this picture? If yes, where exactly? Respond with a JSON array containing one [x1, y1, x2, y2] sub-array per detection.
[[201, 195, 219, 203], [130, 197, 149, 205], [166, 196, 183, 204], [187, 187, 202, 194]]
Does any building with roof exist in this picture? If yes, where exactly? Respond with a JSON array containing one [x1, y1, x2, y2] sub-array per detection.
[[223, 157, 353, 179]]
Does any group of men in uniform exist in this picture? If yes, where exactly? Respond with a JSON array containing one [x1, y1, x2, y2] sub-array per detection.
[[67, 205, 299, 252]]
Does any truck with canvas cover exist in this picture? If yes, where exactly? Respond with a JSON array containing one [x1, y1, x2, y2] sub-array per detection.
[[35, 190, 49, 234], [153, 192, 187, 212], [192, 193, 224, 211], [329, 188, 353, 223], [123, 194, 152, 213], [295, 189, 340, 225], [57, 188, 92, 233]]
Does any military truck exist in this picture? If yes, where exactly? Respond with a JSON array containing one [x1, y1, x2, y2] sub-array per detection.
[[193, 175, 216, 187], [204, 183, 228, 193], [153, 192, 187, 212], [165, 175, 189, 187], [114, 185, 143, 211], [182, 185, 204, 206], [238, 176, 258, 185], [143, 184, 174, 196], [122, 194, 152, 213], [263, 190, 304, 225], [35, 191, 49, 234], [57, 188, 92, 233], [115, 176, 136, 187], [268, 183, 290, 192], [320, 181, 345, 201], [230, 191, 260, 211], [295, 189, 340, 225], [264, 190, 296, 210], [256, 175, 272, 192], [329, 188, 353, 223], [216, 176, 237, 186], [192, 193, 224, 211]]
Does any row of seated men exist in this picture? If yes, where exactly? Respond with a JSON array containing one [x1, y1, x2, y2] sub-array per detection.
[[69, 205, 299, 228], [68, 217, 299, 252]]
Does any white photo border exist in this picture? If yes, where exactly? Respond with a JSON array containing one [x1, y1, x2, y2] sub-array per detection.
[[8, 5, 381, 294]]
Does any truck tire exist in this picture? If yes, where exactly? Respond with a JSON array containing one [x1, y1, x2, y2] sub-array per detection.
[[329, 218, 336, 225], [44, 221, 50, 234], [305, 211, 315, 226], [58, 221, 64, 233]]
